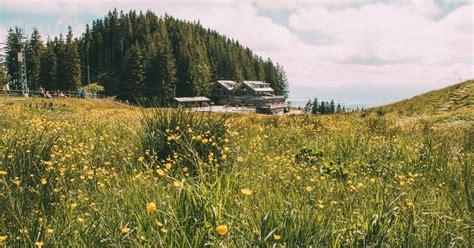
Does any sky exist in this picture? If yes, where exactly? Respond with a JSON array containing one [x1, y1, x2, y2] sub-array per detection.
[[0, 0, 473, 106]]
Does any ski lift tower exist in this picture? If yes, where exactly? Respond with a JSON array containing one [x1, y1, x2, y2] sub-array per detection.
[[18, 33, 28, 96]]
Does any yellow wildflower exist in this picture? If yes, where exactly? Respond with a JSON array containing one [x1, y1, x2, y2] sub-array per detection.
[[156, 169, 165, 176], [121, 226, 130, 234], [216, 225, 229, 235], [240, 188, 253, 196], [146, 202, 156, 214], [305, 186, 314, 192], [41, 178, 47, 185], [35, 241, 43, 247], [0, 170, 7, 176], [0, 235, 7, 243], [273, 234, 281, 240]]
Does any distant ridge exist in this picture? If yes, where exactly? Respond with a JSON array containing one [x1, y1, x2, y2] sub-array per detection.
[[368, 79, 473, 116]]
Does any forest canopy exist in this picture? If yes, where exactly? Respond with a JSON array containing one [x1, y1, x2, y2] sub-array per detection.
[[3, 9, 289, 103]]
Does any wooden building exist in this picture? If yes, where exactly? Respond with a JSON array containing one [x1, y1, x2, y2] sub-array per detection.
[[210, 80, 288, 114], [211, 80, 238, 105]]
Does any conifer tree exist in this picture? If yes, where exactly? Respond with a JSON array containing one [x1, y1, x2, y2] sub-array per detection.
[[319, 101, 326, 114], [330, 99, 336, 114], [336, 103, 342, 113], [64, 26, 81, 90], [144, 20, 177, 105], [120, 43, 145, 100], [26, 27, 44, 90], [54, 35, 68, 90], [275, 63, 289, 97], [311, 98, 319, 114], [5, 27, 23, 89], [39, 39, 57, 90]]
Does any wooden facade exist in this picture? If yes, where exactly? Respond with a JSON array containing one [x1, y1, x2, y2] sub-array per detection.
[[210, 80, 288, 114]]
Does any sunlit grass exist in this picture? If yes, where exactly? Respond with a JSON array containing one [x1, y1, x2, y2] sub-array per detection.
[[0, 98, 472, 247]]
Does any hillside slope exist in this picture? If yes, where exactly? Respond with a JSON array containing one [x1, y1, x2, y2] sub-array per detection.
[[369, 79, 473, 116]]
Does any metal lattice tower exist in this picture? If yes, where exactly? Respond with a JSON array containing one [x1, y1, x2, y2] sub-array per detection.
[[18, 33, 28, 94]]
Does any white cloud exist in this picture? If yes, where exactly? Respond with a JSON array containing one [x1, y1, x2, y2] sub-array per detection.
[[0, 0, 472, 103]]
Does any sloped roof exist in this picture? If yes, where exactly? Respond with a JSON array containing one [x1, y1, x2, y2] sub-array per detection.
[[242, 81, 274, 92], [174, 97, 210, 103], [216, 80, 238, 91]]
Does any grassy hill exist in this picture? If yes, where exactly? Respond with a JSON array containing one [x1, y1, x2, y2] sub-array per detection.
[[368, 79, 473, 116]]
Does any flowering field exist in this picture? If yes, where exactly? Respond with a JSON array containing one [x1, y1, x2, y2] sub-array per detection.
[[0, 98, 473, 247]]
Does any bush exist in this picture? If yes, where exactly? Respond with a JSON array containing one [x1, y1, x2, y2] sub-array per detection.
[[140, 108, 231, 175]]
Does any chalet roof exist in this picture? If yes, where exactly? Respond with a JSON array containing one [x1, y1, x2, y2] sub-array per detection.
[[242, 81, 274, 92], [174, 97, 210, 103], [216, 80, 238, 91]]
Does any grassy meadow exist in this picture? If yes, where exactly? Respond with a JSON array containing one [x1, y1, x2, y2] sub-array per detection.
[[0, 96, 473, 247]]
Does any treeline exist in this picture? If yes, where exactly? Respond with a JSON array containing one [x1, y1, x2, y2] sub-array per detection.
[[4, 27, 81, 93], [3, 9, 289, 104], [304, 98, 347, 114]]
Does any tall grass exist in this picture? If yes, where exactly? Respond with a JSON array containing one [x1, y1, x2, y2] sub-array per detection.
[[0, 98, 472, 247]]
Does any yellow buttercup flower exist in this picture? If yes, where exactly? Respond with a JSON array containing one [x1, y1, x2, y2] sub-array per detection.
[[173, 181, 182, 188], [156, 169, 165, 176], [41, 178, 47, 185], [0, 235, 7, 243], [305, 186, 314, 192], [216, 225, 228, 235], [273, 234, 281, 240], [0, 170, 7, 176], [121, 226, 130, 234], [240, 188, 253, 196], [35, 241, 43, 247], [146, 202, 156, 214]]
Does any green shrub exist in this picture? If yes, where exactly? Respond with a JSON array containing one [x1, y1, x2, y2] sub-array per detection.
[[140, 108, 231, 174]]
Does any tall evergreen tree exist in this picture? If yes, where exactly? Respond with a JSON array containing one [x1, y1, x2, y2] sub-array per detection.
[[311, 98, 319, 114], [39, 39, 57, 90], [5, 27, 23, 89], [319, 101, 326, 114], [144, 20, 177, 105], [330, 100, 336, 114], [54, 35, 68, 90], [64, 26, 81, 90], [26, 27, 44, 90], [275, 63, 289, 97], [120, 43, 145, 100]]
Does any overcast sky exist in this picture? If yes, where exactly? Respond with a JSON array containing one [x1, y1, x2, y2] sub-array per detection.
[[0, 0, 473, 105]]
